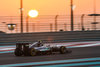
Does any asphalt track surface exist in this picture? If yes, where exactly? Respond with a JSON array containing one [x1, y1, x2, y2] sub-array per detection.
[[0, 42, 100, 67]]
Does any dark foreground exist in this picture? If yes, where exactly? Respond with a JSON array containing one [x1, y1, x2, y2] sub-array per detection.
[[0, 46, 100, 67]]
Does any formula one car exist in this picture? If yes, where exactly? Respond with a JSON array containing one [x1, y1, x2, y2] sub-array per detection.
[[14, 41, 72, 56]]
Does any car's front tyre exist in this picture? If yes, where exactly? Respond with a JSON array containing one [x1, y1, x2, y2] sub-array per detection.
[[59, 46, 67, 54], [30, 48, 37, 56]]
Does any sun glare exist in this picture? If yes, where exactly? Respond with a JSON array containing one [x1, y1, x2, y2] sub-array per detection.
[[28, 10, 38, 18]]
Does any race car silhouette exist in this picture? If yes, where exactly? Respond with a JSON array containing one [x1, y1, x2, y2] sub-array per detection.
[[14, 42, 72, 56]]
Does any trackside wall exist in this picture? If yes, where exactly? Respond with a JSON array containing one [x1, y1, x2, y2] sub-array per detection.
[[0, 31, 100, 45]]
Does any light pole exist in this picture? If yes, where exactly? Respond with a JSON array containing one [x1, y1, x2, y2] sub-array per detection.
[[81, 14, 85, 31], [26, 16, 29, 32], [64, 23, 67, 31], [20, 0, 23, 33], [70, 0, 74, 31], [93, 0, 96, 22], [50, 23, 53, 32], [55, 15, 59, 32], [33, 23, 35, 32]]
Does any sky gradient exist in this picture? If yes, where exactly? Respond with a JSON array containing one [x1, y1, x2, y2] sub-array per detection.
[[0, 0, 100, 16], [0, 0, 100, 33]]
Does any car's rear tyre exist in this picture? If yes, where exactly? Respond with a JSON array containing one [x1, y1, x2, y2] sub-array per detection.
[[30, 48, 37, 56], [14, 48, 23, 56], [60, 46, 67, 54]]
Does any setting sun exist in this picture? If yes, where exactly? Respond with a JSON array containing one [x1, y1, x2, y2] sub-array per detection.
[[28, 10, 38, 18]]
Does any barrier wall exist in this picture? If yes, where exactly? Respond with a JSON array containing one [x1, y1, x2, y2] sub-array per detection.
[[0, 30, 100, 45]]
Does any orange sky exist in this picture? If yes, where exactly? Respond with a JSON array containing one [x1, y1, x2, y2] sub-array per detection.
[[0, 0, 100, 33], [0, 0, 100, 16]]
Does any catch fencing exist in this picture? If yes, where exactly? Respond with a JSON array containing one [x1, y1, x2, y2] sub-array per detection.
[[0, 15, 100, 33]]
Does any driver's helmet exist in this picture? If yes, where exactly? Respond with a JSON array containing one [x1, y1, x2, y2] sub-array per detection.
[[37, 40, 43, 47], [38, 40, 42, 43]]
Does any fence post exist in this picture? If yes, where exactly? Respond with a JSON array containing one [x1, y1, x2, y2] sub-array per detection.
[[50, 23, 53, 32]]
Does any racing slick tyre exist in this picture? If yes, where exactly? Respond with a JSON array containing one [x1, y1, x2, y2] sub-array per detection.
[[59, 46, 67, 54], [14, 48, 23, 56], [30, 48, 37, 56]]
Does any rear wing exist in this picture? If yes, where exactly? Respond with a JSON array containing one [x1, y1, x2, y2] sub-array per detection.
[[16, 43, 31, 49], [16, 43, 30, 45]]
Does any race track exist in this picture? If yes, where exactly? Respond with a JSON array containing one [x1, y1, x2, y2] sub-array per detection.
[[0, 41, 100, 67]]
